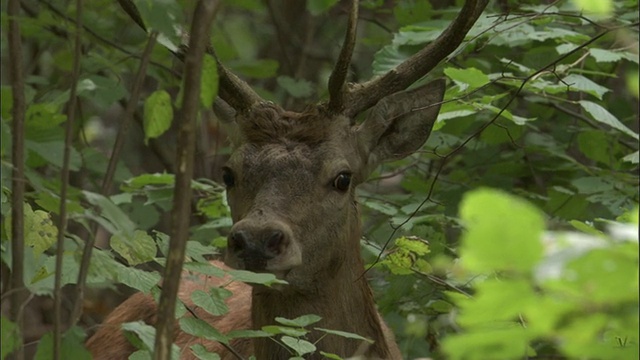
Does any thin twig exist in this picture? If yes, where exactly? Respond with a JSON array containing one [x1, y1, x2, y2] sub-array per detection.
[[153, 1, 218, 359], [70, 31, 159, 325], [8, 0, 27, 358], [54, 0, 84, 356]]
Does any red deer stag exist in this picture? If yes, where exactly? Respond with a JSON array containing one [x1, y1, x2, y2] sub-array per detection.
[[86, 0, 488, 358]]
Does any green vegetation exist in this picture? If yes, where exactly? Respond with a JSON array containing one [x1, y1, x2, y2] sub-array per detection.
[[1, 0, 638, 359]]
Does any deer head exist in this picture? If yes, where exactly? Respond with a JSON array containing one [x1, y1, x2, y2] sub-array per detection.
[[222, 81, 445, 293], [220, 0, 487, 293]]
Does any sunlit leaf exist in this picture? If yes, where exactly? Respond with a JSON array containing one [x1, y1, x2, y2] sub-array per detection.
[[459, 188, 544, 273], [143, 90, 173, 144], [200, 55, 219, 109], [579, 101, 639, 140]]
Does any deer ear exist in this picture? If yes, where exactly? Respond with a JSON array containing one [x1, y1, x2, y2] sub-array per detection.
[[356, 79, 446, 175]]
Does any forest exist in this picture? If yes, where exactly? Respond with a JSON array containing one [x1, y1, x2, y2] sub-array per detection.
[[1, 0, 638, 359]]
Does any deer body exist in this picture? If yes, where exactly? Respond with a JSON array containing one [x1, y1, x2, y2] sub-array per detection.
[[86, 0, 489, 358]]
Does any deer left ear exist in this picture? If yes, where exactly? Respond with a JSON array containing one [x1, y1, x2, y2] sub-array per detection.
[[355, 79, 446, 176]]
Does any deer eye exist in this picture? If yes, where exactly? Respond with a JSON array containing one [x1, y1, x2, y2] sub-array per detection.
[[222, 167, 235, 188], [332, 172, 352, 192]]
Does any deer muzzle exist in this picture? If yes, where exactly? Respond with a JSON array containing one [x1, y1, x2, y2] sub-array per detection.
[[226, 221, 301, 274]]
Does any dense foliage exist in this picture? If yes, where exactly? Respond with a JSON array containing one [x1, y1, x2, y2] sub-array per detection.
[[1, 0, 638, 359]]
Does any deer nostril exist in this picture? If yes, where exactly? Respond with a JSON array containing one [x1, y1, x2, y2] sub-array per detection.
[[228, 230, 249, 253], [264, 230, 285, 257]]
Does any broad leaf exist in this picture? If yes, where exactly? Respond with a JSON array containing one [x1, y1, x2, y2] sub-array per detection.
[[275, 314, 322, 327], [179, 317, 229, 344], [143, 90, 173, 144], [459, 188, 544, 273], [579, 101, 639, 140], [280, 336, 316, 356]]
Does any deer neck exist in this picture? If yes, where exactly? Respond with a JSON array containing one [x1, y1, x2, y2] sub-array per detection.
[[249, 213, 391, 359]]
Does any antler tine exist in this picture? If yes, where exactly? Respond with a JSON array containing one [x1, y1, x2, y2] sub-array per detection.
[[326, 0, 359, 114], [344, 0, 489, 118], [216, 60, 265, 112]]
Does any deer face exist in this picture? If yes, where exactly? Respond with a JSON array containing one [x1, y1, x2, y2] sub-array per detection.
[[223, 80, 446, 293]]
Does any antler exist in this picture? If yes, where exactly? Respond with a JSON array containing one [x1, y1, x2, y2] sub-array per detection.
[[343, 0, 489, 118], [327, 0, 359, 114], [216, 60, 265, 112]]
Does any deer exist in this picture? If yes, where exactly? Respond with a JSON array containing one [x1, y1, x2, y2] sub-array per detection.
[[85, 0, 488, 359]]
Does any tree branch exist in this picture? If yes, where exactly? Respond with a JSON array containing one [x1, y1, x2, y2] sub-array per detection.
[[8, 0, 26, 358], [152, 1, 217, 358]]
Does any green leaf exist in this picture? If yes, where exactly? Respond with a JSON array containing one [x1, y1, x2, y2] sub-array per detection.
[[444, 67, 490, 91], [190, 344, 221, 360], [228, 269, 287, 286], [577, 130, 611, 164], [179, 317, 229, 344], [143, 90, 173, 144], [124, 173, 175, 189], [182, 261, 226, 277], [276, 76, 313, 98], [280, 336, 316, 356], [191, 287, 232, 316], [443, 326, 533, 360], [589, 48, 626, 63], [83, 191, 137, 236], [200, 55, 219, 109], [226, 329, 271, 339], [315, 328, 374, 343], [1, 315, 21, 359], [395, 236, 430, 256], [564, 247, 638, 304], [129, 350, 152, 360], [275, 314, 322, 327], [116, 266, 160, 293], [26, 140, 82, 171], [579, 100, 639, 140], [261, 325, 308, 337], [361, 198, 398, 216], [111, 230, 157, 266], [307, 0, 339, 15], [569, 220, 604, 236], [319, 352, 344, 360], [34, 327, 92, 360], [562, 74, 609, 100], [122, 321, 180, 358], [571, 0, 613, 16], [459, 188, 544, 273], [4, 203, 58, 260]]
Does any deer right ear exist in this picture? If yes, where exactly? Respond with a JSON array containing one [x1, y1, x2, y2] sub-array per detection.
[[355, 79, 446, 177]]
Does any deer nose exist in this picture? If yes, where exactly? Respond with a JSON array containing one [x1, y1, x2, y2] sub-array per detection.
[[227, 227, 287, 271]]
